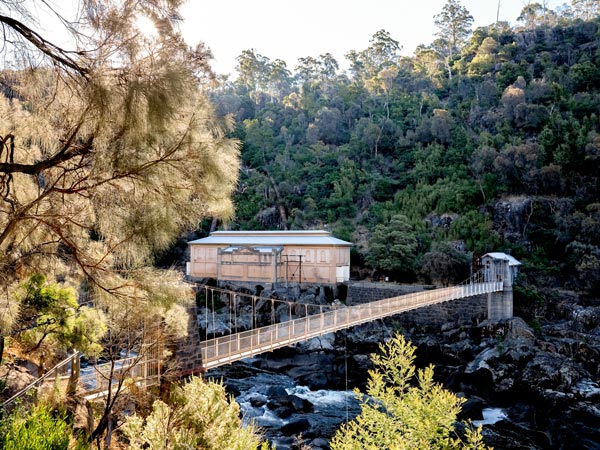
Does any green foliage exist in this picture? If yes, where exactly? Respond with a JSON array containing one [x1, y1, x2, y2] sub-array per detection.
[[223, 11, 600, 301], [121, 376, 269, 450], [20, 274, 77, 314], [17, 275, 107, 356], [0, 404, 73, 450], [365, 214, 418, 280], [330, 334, 490, 450], [450, 211, 499, 255], [434, 0, 474, 54], [420, 242, 471, 286]]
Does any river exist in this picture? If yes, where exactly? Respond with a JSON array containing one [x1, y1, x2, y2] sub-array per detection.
[[205, 360, 361, 449]]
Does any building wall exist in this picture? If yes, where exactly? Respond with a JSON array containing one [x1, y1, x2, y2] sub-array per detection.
[[189, 243, 350, 284], [190, 245, 219, 278]]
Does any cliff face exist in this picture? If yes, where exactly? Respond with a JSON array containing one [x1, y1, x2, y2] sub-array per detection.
[[493, 197, 533, 244]]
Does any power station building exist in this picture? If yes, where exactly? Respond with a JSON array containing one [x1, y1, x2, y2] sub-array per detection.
[[187, 230, 352, 286]]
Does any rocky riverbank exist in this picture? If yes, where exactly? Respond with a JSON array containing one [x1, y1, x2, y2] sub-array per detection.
[[235, 286, 600, 449]]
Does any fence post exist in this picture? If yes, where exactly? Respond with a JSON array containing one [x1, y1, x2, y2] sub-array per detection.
[[67, 352, 80, 396]]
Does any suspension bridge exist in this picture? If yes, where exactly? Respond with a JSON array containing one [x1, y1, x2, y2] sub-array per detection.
[[1, 259, 514, 407], [196, 270, 507, 370]]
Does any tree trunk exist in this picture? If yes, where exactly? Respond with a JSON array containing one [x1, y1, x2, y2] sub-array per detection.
[[209, 217, 218, 233], [265, 172, 288, 230]]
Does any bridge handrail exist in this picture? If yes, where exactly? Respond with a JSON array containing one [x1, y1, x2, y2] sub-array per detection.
[[79, 355, 161, 395], [199, 279, 503, 369], [1, 351, 80, 409]]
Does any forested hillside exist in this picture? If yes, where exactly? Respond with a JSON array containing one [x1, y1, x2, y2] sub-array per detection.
[[210, 4, 600, 301]]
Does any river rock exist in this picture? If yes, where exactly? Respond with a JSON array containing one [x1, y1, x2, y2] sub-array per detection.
[[267, 394, 314, 413], [310, 437, 331, 449], [267, 385, 289, 397], [297, 334, 335, 351], [274, 406, 294, 419], [281, 418, 311, 436], [249, 393, 267, 407], [483, 418, 550, 449], [521, 352, 583, 391], [458, 395, 485, 421]]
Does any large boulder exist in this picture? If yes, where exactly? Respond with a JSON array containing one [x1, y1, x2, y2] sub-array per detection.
[[0, 361, 36, 403], [281, 418, 311, 436], [267, 394, 314, 413]]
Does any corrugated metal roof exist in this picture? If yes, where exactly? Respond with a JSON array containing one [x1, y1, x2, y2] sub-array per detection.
[[221, 246, 283, 253], [483, 252, 522, 266], [189, 230, 352, 247]]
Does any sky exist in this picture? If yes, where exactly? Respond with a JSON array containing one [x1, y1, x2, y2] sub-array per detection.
[[179, 0, 564, 76]]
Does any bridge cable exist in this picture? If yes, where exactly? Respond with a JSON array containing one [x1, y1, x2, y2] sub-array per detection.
[[344, 328, 349, 423], [229, 292, 232, 333], [211, 289, 216, 340], [204, 286, 208, 342]]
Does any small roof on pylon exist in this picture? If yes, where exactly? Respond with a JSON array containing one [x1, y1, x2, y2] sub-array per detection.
[[482, 252, 522, 266]]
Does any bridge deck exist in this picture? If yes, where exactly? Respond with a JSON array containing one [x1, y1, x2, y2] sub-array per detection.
[[200, 281, 502, 370]]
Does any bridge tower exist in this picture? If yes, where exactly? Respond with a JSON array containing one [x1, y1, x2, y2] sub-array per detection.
[[482, 252, 521, 321]]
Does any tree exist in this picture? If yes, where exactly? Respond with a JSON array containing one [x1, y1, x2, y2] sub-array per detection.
[[434, 0, 474, 55], [330, 333, 490, 450], [0, 0, 239, 445], [517, 2, 556, 29], [571, 0, 600, 20], [0, 403, 75, 450], [431, 0, 474, 80], [14, 274, 106, 361], [0, 1, 238, 317], [345, 30, 401, 80], [420, 242, 471, 286], [365, 214, 418, 280], [122, 376, 269, 450]]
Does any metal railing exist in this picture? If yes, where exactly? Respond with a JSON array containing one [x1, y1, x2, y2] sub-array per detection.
[[79, 356, 161, 398], [2, 351, 161, 407], [2, 272, 504, 399], [199, 278, 503, 370], [1, 351, 80, 410]]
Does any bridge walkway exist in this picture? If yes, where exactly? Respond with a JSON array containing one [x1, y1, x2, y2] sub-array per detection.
[[199, 279, 502, 370]]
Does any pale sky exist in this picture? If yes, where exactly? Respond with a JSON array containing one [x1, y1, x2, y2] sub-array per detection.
[[179, 0, 564, 76]]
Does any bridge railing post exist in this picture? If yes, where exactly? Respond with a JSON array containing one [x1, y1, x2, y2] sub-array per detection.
[[320, 306, 324, 334], [305, 304, 308, 335]]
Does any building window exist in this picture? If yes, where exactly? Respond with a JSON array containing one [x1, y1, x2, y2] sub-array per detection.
[[320, 251, 327, 262]]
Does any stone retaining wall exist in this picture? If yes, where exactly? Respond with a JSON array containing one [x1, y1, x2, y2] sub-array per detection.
[[348, 281, 488, 330], [395, 294, 488, 331], [347, 281, 427, 305]]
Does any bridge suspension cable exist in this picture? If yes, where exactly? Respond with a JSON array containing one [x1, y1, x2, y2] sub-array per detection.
[[195, 271, 504, 370]]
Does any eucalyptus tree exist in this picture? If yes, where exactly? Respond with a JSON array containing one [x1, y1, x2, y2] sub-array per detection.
[[433, 0, 474, 79], [517, 2, 556, 29], [236, 49, 272, 104], [0, 0, 239, 443], [365, 214, 418, 281], [571, 0, 600, 20], [345, 29, 401, 81], [434, 0, 474, 54]]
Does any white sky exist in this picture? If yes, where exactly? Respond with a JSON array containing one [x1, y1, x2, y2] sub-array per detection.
[[179, 0, 564, 76]]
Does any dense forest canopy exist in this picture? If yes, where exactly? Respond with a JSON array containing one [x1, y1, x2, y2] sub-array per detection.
[[209, 1, 600, 299]]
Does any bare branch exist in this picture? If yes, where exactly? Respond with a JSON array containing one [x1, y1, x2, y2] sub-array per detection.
[[0, 14, 89, 76]]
